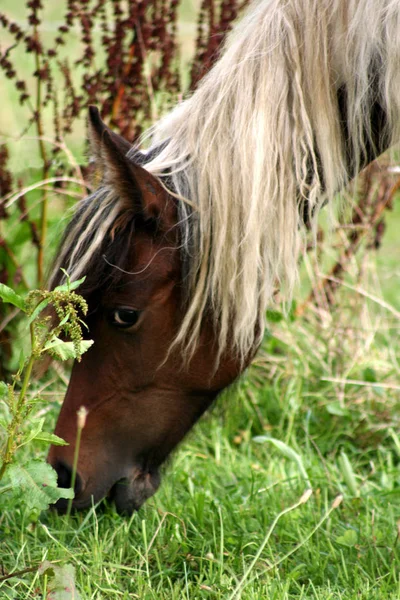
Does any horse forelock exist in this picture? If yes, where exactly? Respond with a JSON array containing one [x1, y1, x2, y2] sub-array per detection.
[[49, 187, 137, 298]]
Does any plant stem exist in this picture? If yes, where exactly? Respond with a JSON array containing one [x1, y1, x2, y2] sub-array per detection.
[[16, 323, 36, 411], [0, 324, 36, 482], [65, 407, 87, 519], [228, 489, 313, 600], [33, 24, 49, 288], [0, 566, 39, 583]]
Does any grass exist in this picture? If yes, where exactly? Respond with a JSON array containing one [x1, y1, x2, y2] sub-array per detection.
[[375, 199, 400, 309], [1, 266, 399, 598]]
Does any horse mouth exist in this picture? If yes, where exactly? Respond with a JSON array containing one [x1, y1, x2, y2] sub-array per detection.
[[51, 467, 160, 515], [108, 469, 161, 515]]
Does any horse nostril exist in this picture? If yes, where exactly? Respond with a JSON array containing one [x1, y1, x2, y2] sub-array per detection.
[[53, 460, 82, 496]]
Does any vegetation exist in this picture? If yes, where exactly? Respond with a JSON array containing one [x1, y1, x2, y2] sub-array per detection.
[[0, 0, 399, 598], [1, 291, 399, 598]]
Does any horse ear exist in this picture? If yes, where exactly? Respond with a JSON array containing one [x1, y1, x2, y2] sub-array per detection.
[[88, 105, 131, 163], [87, 106, 168, 222]]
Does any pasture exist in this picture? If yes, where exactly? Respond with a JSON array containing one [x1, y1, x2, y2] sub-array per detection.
[[1, 0, 400, 598], [1, 281, 399, 599]]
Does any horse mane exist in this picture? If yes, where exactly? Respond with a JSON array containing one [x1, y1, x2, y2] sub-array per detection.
[[51, 0, 400, 362], [141, 0, 400, 361]]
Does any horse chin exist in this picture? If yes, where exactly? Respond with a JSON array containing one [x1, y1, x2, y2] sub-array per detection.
[[108, 469, 161, 515], [51, 469, 161, 515]]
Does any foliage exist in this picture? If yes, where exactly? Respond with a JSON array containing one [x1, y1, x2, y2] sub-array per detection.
[[0, 256, 398, 597], [39, 562, 82, 600], [0, 278, 91, 517], [0, 290, 399, 597]]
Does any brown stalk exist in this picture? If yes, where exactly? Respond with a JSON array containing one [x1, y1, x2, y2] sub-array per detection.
[[135, 20, 158, 123], [299, 166, 400, 313], [0, 239, 29, 290], [0, 566, 38, 583], [111, 40, 137, 124], [33, 23, 49, 288]]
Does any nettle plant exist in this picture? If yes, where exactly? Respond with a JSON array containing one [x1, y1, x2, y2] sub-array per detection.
[[0, 275, 91, 517]]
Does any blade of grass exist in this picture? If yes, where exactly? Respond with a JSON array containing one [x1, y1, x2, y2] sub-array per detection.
[[227, 488, 313, 600]]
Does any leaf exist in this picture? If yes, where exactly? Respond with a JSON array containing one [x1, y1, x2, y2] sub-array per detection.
[[17, 420, 68, 448], [253, 436, 311, 487], [0, 283, 26, 311], [27, 297, 51, 325], [266, 309, 283, 323], [363, 367, 377, 383], [39, 562, 82, 600], [54, 274, 86, 293], [338, 451, 360, 497], [336, 529, 358, 547], [43, 337, 94, 361], [6, 460, 74, 512], [326, 401, 350, 417], [33, 432, 69, 446], [0, 415, 10, 431], [0, 381, 8, 399], [389, 428, 400, 458], [18, 350, 26, 373], [18, 417, 45, 448]]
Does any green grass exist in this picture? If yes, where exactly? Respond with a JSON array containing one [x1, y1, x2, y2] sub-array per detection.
[[1, 277, 399, 598], [375, 199, 400, 309]]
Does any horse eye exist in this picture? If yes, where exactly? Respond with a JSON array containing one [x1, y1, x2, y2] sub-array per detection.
[[108, 308, 141, 329]]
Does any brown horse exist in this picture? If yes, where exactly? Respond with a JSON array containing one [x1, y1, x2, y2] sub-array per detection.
[[48, 0, 400, 513], [48, 108, 250, 513]]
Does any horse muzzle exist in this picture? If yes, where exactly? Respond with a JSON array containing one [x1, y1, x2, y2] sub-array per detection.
[[50, 459, 161, 515], [108, 468, 161, 514]]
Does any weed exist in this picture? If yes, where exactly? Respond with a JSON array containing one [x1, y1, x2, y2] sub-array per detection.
[[0, 275, 91, 517]]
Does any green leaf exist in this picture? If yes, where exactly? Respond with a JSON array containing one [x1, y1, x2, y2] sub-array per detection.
[[336, 529, 358, 547], [18, 417, 45, 448], [17, 420, 67, 448], [338, 451, 360, 497], [39, 562, 82, 600], [6, 460, 74, 512], [33, 432, 69, 446], [326, 401, 350, 417], [287, 300, 298, 322], [363, 367, 377, 383], [389, 428, 400, 458], [266, 309, 283, 323], [43, 337, 94, 361], [0, 283, 26, 311], [54, 274, 86, 293], [253, 436, 311, 487], [27, 297, 51, 325], [18, 350, 26, 373], [0, 415, 10, 431], [0, 381, 8, 399]]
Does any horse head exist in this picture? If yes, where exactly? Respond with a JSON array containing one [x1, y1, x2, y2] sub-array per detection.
[[48, 108, 250, 514], [48, 0, 400, 514]]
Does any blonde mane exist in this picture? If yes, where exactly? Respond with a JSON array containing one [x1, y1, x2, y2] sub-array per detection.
[[52, 0, 400, 363], [142, 0, 400, 361]]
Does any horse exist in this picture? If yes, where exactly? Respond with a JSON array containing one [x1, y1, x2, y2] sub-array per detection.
[[48, 0, 400, 514]]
